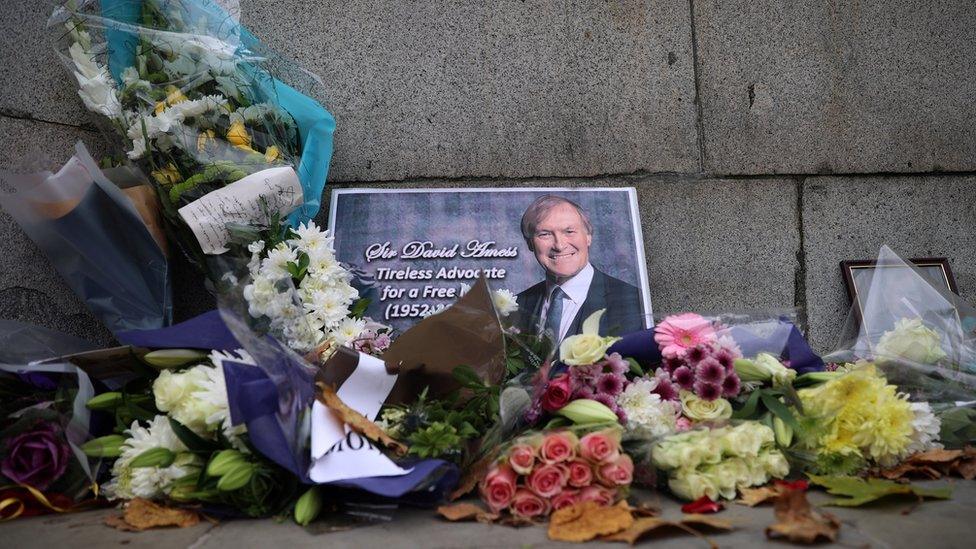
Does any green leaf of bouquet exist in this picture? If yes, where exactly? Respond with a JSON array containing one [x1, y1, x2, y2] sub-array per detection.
[[808, 474, 952, 507], [760, 392, 799, 431], [732, 390, 763, 419], [626, 358, 643, 377], [350, 297, 370, 318], [168, 418, 221, 454]]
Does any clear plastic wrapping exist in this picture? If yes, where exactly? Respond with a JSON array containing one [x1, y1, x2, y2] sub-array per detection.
[[825, 245, 976, 447], [0, 143, 171, 334]]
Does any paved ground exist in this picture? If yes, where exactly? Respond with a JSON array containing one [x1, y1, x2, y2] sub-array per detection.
[[3, 480, 974, 548]]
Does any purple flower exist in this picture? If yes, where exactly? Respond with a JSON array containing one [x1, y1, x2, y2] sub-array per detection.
[[672, 366, 695, 390], [721, 373, 742, 397], [662, 356, 683, 373], [603, 353, 629, 376], [575, 386, 596, 400], [615, 406, 628, 423], [591, 391, 613, 408], [685, 345, 710, 365], [653, 378, 679, 401], [595, 373, 625, 397], [693, 380, 723, 401], [1, 422, 71, 491], [695, 357, 726, 385], [570, 364, 599, 387], [714, 349, 736, 372]]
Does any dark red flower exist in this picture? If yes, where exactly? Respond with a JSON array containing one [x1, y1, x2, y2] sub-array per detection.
[[541, 373, 574, 412], [1, 422, 71, 491]]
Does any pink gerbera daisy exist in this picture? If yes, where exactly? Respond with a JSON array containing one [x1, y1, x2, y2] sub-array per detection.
[[654, 313, 717, 359]]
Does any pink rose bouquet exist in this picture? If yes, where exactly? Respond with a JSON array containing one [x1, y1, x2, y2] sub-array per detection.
[[479, 428, 631, 519]]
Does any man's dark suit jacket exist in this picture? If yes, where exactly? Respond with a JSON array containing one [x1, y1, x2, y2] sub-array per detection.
[[513, 267, 644, 339]]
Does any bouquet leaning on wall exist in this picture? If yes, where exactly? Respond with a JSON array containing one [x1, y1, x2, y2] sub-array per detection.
[[49, 0, 335, 277]]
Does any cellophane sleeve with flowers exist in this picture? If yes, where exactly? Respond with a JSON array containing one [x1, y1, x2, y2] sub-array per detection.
[[48, 0, 335, 276], [824, 245, 976, 448]]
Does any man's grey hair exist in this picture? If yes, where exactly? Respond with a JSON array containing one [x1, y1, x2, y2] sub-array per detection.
[[520, 195, 593, 245]]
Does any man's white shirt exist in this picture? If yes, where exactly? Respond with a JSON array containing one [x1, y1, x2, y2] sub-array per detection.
[[538, 263, 594, 343]]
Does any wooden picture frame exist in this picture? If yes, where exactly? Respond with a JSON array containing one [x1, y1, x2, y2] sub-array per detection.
[[840, 257, 958, 331]]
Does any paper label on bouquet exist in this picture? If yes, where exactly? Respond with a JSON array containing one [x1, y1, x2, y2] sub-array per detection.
[[309, 352, 407, 483], [178, 166, 303, 255]]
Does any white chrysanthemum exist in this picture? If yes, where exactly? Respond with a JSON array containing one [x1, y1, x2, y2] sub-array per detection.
[[68, 42, 122, 120], [104, 416, 195, 500], [289, 221, 332, 255], [331, 317, 367, 347], [616, 378, 679, 438], [198, 350, 254, 448], [492, 289, 518, 317], [906, 401, 943, 455]]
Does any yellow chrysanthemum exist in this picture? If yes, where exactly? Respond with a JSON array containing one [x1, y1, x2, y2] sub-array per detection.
[[226, 120, 253, 150], [154, 85, 188, 115], [798, 362, 914, 465], [150, 163, 181, 186], [264, 145, 280, 162], [196, 129, 216, 152]]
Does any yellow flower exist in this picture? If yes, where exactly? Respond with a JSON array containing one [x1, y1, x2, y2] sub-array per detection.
[[264, 145, 280, 162], [226, 120, 252, 150], [798, 362, 914, 465], [154, 85, 188, 115], [151, 163, 181, 186], [196, 129, 216, 153]]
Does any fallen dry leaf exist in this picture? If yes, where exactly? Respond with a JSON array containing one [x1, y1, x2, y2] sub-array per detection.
[[627, 501, 661, 517], [436, 502, 490, 522], [548, 501, 634, 542], [765, 488, 840, 544], [875, 447, 976, 481], [603, 514, 732, 546], [738, 485, 785, 507], [105, 498, 201, 531], [315, 382, 407, 456]]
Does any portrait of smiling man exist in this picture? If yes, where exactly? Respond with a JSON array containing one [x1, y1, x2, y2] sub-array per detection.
[[514, 194, 644, 343]]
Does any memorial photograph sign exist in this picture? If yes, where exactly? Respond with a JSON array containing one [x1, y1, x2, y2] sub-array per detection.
[[328, 188, 653, 339]]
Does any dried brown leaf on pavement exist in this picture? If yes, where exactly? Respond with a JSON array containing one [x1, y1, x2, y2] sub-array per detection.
[[603, 514, 732, 546], [436, 502, 493, 522], [765, 489, 840, 544], [315, 382, 407, 456], [738, 485, 785, 507], [548, 501, 634, 543], [105, 498, 202, 531]]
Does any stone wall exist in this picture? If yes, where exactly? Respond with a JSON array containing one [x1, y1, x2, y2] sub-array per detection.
[[1, 1, 974, 352]]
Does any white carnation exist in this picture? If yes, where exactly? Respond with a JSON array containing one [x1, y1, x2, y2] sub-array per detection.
[[617, 378, 678, 438], [906, 401, 943, 455]]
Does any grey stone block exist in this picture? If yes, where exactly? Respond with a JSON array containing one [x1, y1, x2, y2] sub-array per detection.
[[802, 174, 976, 352], [693, 0, 976, 175], [241, 0, 699, 181], [320, 175, 800, 318], [0, 0, 94, 125]]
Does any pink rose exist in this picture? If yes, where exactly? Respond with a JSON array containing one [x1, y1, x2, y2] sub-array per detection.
[[541, 373, 573, 412], [479, 465, 517, 513], [527, 463, 568, 498], [596, 454, 634, 487], [578, 485, 616, 507], [579, 429, 621, 464], [551, 488, 581, 511], [540, 431, 578, 464], [567, 459, 594, 488], [511, 488, 551, 519], [675, 416, 693, 432], [508, 443, 537, 475]]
